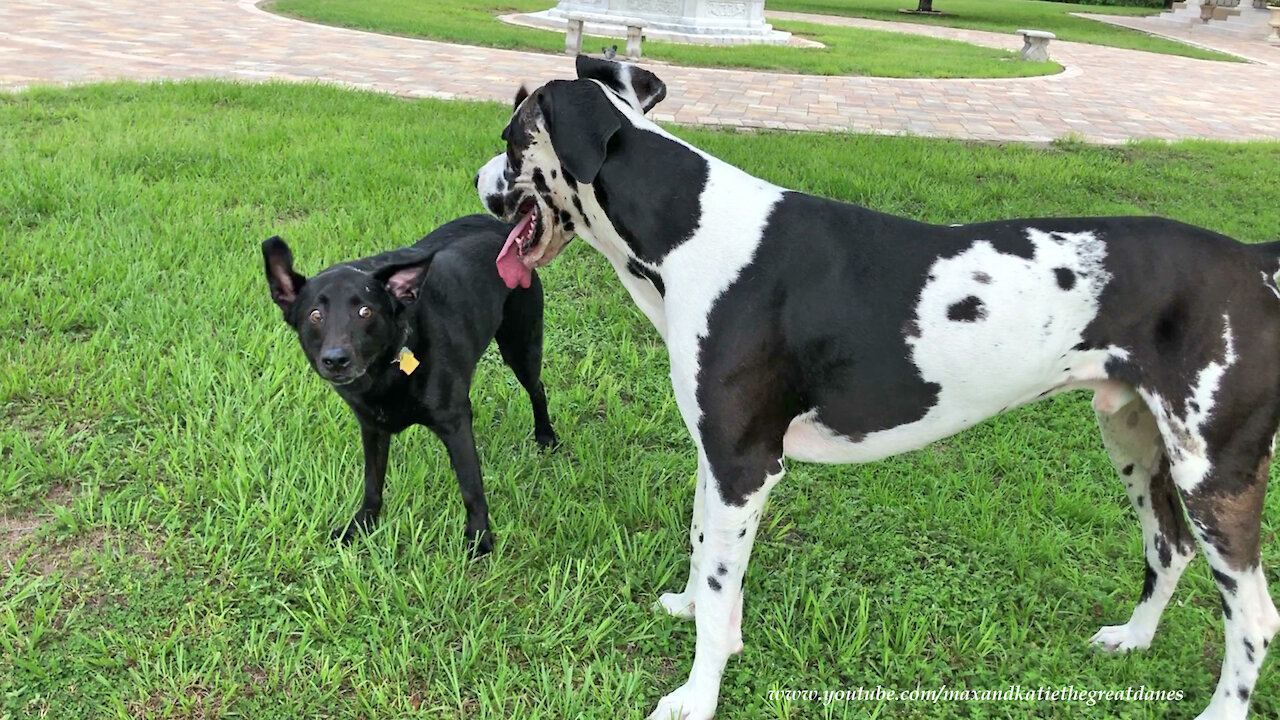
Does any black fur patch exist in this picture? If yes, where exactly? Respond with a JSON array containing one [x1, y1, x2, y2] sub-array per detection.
[[972, 271, 991, 284], [1245, 639, 1256, 663], [532, 168, 550, 194], [1122, 464, 1135, 476], [625, 257, 665, 297], [1155, 535, 1171, 569], [716, 563, 727, 576], [947, 296, 987, 322], [708, 576, 722, 592], [1212, 568, 1239, 595], [1139, 564, 1157, 603], [1054, 267, 1076, 290]]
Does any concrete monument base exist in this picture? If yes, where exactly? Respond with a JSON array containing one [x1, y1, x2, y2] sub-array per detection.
[[507, 1, 793, 46]]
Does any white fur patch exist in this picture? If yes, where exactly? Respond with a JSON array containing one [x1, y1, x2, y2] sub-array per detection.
[[1144, 314, 1236, 492], [784, 229, 1121, 463]]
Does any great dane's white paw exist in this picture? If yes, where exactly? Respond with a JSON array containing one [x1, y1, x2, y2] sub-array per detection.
[[1089, 623, 1153, 653], [648, 683, 715, 720], [654, 591, 696, 620]]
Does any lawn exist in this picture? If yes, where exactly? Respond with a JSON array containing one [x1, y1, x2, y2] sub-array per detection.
[[268, 0, 1237, 73], [4, 80, 1280, 719], [268, 0, 1062, 78], [770, 0, 1235, 59]]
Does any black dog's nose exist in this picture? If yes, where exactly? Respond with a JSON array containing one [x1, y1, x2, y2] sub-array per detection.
[[320, 347, 351, 370]]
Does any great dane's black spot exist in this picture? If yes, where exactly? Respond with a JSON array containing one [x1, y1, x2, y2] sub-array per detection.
[[532, 169, 550, 194], [947, 296, 987, 322], [973, 271, 991, 284], [1221, 592, 1234, 619], [1245, 639, 1256, 663], [1137, 494, 1145, 507], [626, 257, 665, 296], [708, 576, 722, 592], [737, 528, 746, 538], [1213, 568, 1239, 594], [1239, 687, 1250, 701], [1140, 564, 1158, 602], [1054, 267, 1076, 290], [716, 563, 727, 576], [1155, 534, 1171, 568], [1122, 464, 1135, 476]]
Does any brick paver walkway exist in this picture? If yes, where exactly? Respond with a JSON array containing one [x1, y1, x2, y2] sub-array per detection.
[[2, 0, 1278, 143]]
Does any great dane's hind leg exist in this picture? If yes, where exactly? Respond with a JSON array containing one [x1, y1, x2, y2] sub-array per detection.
[[654, 456, 708, 621], [1091, 395, 1196, 652], [1161, 414, 1280, 720], [649, 452, 783, 720]]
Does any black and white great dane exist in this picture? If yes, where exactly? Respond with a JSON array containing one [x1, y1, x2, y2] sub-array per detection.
[[476, 56, 1280, 720]]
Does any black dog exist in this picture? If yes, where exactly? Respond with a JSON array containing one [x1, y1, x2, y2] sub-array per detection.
[[262, 215, 557, 554]]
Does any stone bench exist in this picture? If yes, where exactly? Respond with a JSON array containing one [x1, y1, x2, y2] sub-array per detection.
[[565, 12, 648, 60], [1016, 29, 1055, 62]]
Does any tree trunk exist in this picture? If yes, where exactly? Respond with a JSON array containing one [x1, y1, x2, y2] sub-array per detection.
[[916, 0, 934, 11]]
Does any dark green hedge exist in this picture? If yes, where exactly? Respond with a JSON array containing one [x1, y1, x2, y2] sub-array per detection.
[[1039, 0, 1166, 7]]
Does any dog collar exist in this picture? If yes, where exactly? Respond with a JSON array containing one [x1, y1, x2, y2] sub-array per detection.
[[390, 325, 418, 375]]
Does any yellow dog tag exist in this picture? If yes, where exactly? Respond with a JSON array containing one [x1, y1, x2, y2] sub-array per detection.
[[397, 347, 420, 376]]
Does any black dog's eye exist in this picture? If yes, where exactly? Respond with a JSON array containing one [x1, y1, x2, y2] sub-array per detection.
[[309, 309, 323, 324], [358, 306, 372, 319]]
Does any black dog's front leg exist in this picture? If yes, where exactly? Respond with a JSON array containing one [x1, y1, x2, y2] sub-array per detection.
[[433, 410, 493, 556], [332, 424, 390, 544]]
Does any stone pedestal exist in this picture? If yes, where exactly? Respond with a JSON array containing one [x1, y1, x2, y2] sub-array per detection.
[[510, 0, 792, 46]]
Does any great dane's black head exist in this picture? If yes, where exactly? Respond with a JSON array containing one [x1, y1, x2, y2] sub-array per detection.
[[476, 57, 667, 286], [262, 237, 430, 386]]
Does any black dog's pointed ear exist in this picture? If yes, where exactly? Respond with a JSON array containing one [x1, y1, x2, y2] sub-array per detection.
[[262, 236, 306, 318], [574, 55, 667, 113], [375, 258, 431, 304], [537, 80, 621, 185]]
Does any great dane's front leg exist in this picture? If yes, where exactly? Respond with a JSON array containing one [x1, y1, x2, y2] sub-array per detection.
[[650, 452, 784, 720], [655, 455, 708, 620]]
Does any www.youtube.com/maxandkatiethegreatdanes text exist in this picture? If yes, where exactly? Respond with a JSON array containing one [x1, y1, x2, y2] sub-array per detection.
[[767, 685, 1186, 707]]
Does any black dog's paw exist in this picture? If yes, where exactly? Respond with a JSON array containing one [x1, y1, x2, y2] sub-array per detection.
[[465, 527, 494, 557], [331, 515, 375, 545], [534, 428, 559, 451]]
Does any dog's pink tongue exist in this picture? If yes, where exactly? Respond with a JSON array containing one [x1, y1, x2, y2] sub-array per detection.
[[496, 214, 534, 289]]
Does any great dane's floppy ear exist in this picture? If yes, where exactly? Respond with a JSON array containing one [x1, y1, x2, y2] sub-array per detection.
[[574, 54, 667, 113], [537, 80, 622, 185], [512, 85, 529, 112], [262, 236, 307, 318]]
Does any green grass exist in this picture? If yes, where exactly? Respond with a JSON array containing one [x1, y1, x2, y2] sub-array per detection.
[[4, 80, 1280, 719], [268, 0, 1061, 78], [770, 0, 1239, 61]]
